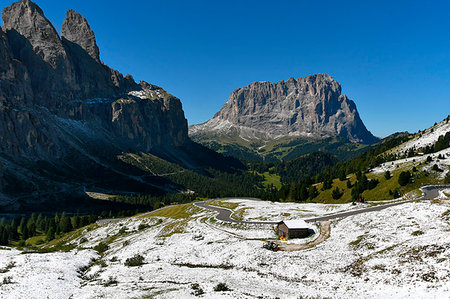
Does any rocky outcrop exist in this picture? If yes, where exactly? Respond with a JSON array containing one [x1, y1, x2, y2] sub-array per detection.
[[190, 74, 377, 144], [0, 0, 189, 207]]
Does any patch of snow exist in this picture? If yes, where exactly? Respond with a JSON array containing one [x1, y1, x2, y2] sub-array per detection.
[[85, 98, 111, 104]]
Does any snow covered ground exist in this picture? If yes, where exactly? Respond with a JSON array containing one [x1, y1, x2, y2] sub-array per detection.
[[224, 198, 369, 221], [0, 199, 449, 298], [390, 117, 450, 155]]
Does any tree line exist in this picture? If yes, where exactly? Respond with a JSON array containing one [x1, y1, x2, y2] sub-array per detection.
[[0, 212, 97, 246]]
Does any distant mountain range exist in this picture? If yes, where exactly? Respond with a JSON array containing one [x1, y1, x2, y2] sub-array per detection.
[[189, 74, 378, 160]]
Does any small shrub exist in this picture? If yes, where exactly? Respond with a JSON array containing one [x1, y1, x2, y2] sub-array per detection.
[[412, 230, 424, 236], [125, 254, 145, 267], [432, 164, 442, 172], [79, 237, 87, 244], [445, 172, 450, 184], [103, 276, 118, 286], [97, 259, 107, 267], [110, 256, 118, 262], [0, 262, 15, 273], [2, 276, 12, 285], [214, 282, 231, 292], [119, 227, 127, 234], [191, 283, 204, 296], [93, 242, 109, 253], [138, 223, 149, 231], [123, 240, 130, 247], [384, 171, 391, 180]]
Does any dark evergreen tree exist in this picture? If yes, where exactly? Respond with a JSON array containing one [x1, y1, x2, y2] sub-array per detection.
[[346, 180, 352, 189], [59, 212, 72, 233], [308, 185, 319, 199], [398, 171, 411, 186], [332, 187, 343, 200], [46, 226, 55, 242]]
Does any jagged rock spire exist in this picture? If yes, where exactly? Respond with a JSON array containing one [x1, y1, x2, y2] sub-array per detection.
[[2, 0, 67, 68], [61, 9, 100, 62]]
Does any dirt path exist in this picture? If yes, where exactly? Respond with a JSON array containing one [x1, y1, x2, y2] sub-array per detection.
[[278, 221, 331, 251]]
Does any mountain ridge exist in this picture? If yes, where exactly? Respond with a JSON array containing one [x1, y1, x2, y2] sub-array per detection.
[[0, 0, 206, 210]]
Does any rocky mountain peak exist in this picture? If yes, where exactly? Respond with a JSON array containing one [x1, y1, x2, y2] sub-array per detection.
[[191, 74, 377, 144], [0, 0, 191, 205], [61, 9, 100, 62], [2, 0, 67, 68]]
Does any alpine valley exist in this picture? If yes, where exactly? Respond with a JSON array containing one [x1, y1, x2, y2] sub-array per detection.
[[0, 1, 449, 299]]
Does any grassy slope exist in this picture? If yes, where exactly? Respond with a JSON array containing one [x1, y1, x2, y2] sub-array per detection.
[[192, 134, 373, 162], [311, 162, 444, 204], [261, 172, 282, 189]]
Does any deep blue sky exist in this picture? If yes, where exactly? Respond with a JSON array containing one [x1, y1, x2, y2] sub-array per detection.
[[2, 0, 450, 137]]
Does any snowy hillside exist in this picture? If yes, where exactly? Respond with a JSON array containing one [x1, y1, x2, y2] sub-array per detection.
[[372, 147, 450, 179], [390, 116, 450, 155], [1, 199, 449, 298]]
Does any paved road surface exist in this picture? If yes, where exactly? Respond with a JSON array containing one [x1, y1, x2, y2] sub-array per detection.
[[194, 201, 279, 225], [195, 185, 450, 225]]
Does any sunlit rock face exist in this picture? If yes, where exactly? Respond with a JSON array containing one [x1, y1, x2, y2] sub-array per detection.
[[191, 74, 377, 144]]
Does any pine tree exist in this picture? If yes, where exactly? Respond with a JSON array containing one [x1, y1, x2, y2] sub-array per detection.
[[36, 214, 44, 232], [21, 224, 29, 241], [59, 212, 72, 233], [398, 171, 411, 186], [19, 217, 26, 237], [27, 217, 36, 237], [0, 227, 8, 245], [54, 213, 60, 227], [346, 179, 352, 189], [46, 226, 55, 242], [308, 185, 319, 199], [332, 187, 343, 200]]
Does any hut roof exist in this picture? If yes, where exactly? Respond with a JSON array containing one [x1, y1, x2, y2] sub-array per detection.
[[281, 220, 308, 229]]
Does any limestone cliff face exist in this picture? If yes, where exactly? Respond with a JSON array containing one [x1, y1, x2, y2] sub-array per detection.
[[0, 0, 188, 204], [190, 74, 377, 144]]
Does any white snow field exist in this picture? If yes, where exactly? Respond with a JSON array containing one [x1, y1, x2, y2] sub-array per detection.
[[389, 117, 450, 156], [0, 199, 449, 298]]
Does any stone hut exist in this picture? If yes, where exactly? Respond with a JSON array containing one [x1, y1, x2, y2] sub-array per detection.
[[278, 220, 309, 239]]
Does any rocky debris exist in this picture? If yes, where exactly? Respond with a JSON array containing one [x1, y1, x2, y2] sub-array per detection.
[[61, 9, 100, 62], [190, 74, 377, 144]]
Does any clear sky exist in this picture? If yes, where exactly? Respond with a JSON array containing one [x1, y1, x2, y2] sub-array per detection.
[[2, 0, 449, 137]]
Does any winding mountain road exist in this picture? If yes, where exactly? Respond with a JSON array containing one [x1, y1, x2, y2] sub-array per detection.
[[194, 185, 450, 225]]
